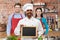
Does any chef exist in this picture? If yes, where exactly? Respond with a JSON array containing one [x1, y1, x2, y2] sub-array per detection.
[[14, 3, 44, 40], [7, 3, 25, 36]]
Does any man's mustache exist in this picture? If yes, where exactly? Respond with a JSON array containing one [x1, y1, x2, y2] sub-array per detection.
[[27, 13, 32, 15], [27, 12, 32, 14]]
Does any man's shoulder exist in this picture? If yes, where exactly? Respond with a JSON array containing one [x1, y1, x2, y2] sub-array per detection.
[[19, 17, 26, 22], [9, 13, 14, 17], [8, 14, 14, 19]]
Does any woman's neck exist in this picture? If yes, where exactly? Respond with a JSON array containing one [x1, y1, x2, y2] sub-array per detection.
[[36, 16, 41, 18]]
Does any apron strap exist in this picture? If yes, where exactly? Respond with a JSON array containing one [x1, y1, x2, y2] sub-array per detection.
[[12, 13, 23, 19], [20, 14, 23, 19]]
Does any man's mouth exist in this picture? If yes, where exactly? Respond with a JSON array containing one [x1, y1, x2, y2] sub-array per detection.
[[27, 13, 32, 16]]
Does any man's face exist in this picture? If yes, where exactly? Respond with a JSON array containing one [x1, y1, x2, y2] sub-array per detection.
[[14, 5, 21, 13], [26, 9, 33, 18]]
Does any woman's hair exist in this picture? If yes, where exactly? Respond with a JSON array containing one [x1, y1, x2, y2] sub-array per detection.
[[35, 8, 43, 18], [40, 13, 43, 17], [35, 8, 42, 12]]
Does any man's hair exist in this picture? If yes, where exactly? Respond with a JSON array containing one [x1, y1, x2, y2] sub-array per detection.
[[14, 3, 21, 8], [35, 8, 42, 12]]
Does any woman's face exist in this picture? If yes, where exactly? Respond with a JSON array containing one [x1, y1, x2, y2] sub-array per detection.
[[36, 9, 42, 17]]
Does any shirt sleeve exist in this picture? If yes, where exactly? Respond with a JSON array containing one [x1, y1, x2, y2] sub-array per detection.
[[14, 21, 21, 35], [6, 14, 13, 36], [38, 21, 44, 37]]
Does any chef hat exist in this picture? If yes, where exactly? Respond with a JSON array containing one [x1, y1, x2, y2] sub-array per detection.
[[22, 3, 33, 12]]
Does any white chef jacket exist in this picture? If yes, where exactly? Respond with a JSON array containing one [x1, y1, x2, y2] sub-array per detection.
[[14, 17, 44, 40]]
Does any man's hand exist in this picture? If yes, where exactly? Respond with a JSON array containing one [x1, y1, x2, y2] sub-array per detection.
[[20, 24, 24, 28], [33, 36, 38, 39], [33, 31, 38, 39], [20, 24, 24, 30], [20, 24, 24, 37]]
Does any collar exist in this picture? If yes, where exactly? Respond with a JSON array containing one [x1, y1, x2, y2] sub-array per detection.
[[14, 13, 20, 15], [25, 16, 34, 20]]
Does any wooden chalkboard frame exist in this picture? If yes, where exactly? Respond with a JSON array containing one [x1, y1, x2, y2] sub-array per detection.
[[21, 26, 38, 38]]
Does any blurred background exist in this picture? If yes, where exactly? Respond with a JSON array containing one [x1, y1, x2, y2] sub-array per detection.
[[0, 0, 60, 40]]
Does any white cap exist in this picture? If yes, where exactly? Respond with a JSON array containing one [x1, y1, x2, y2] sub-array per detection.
[[22, 3, 33, 12]]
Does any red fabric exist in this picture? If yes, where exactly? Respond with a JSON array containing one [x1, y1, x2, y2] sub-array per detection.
[[10, 14, 23, 36]]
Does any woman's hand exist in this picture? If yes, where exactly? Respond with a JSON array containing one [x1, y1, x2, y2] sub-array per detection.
[[44, 29, 46, 32], [41, 35, 45, 38]]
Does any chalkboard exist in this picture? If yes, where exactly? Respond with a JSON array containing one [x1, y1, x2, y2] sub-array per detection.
[[21, 27, 37, 38]]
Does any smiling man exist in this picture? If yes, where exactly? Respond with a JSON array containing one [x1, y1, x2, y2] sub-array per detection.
[[7, 3, 25, 36], [14, 3, 44, 40]]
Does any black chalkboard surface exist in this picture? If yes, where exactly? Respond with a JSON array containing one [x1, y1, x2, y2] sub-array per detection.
[[21, 26, 37, 38]]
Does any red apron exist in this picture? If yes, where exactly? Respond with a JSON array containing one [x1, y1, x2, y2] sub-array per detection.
[[10, 14, 23, 36]]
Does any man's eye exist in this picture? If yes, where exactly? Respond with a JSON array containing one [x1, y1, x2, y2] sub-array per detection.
[[27, 10, 32, 11]]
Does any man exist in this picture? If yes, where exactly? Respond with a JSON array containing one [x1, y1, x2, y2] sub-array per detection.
[[14, 3, 44, 40], [7, 3, 25, 36]]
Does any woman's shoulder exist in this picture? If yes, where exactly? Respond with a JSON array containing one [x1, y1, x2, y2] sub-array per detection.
[[42, 17, 46, 20]]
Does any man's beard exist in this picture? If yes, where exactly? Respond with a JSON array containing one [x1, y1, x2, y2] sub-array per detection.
[[26, 12, 33, 19]]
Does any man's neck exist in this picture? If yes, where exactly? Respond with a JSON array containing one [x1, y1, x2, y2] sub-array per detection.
[[14, 12, 20, 14], [37, 17, 41, 18], [16, 12, 20, 13], [15, 11, 20, 13]]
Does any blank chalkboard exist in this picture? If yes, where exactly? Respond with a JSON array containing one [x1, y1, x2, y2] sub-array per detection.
[[21, 27, 37, 38]]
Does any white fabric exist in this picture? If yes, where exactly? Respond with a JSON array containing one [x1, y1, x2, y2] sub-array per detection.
[[22, 3, 33, 12], [14, 17, 44, 40]]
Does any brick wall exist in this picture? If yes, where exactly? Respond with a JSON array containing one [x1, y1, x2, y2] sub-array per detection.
[[0, 0, 59, 38], [0, 0, 59, 23]]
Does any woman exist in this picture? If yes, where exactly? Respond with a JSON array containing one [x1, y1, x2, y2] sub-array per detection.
[[35, 8, 49, 39]]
